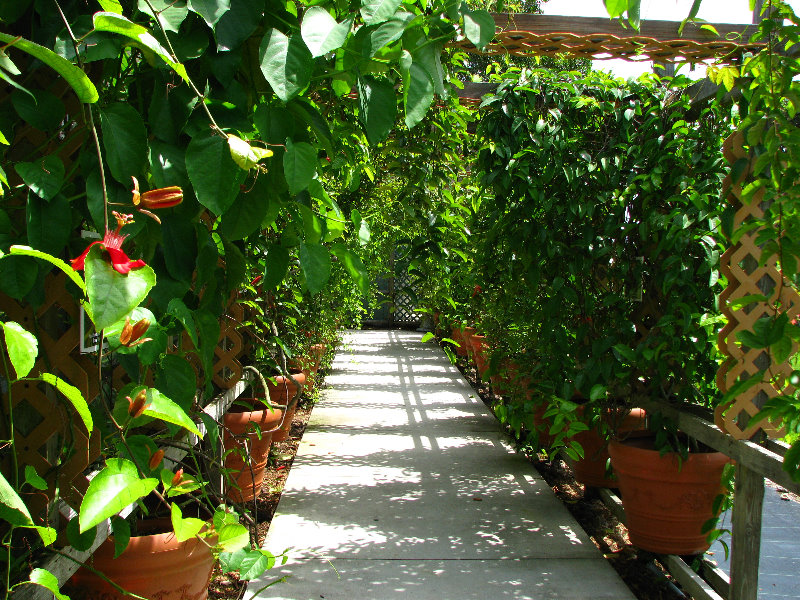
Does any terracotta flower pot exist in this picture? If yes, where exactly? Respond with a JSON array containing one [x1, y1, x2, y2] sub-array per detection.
[[571, 407, 647, 489], [451, 326, 468, 357], [224, 398, 284, 502], [461, 326, 476, 361], [69, 521, 215, 600], [608, 437, 730, 555], [470, 334, 490, 380], [268, 370, 306, 442]]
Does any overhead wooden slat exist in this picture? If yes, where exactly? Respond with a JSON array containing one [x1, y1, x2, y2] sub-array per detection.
[[452, 13, 763, 64]]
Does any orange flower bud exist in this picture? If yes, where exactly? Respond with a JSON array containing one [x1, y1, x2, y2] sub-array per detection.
[[131, 176, 183, 209], [127, 389, 149, 419], [119, 316, 133, 345], [171, 468, 184, 487], [119, 317, 152, 348], [149, 449, 164, 470]]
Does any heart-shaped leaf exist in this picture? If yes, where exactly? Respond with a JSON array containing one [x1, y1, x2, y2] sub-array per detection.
[[79, 458, 158, 532], [259, 29, 313, 102], [15, 156, 65, 200]]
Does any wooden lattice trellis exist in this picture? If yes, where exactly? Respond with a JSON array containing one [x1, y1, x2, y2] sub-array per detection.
[[715, 131, 791, 440], [452, 13, 762, 65]]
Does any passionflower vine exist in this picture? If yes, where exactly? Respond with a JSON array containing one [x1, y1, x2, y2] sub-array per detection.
[[131, 176, 183, 209], [71, 212, 146, 275]]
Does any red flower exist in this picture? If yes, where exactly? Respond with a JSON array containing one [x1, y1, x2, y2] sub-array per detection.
[[71, 212, 146, 275]]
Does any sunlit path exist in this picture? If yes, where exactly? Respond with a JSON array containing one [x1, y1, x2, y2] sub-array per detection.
[[246, 330, 635, 599]]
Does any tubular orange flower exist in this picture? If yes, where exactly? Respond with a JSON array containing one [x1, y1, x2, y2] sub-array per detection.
[[149, 449, 165, 470], [131, 176, 183, 209], [171, 468, 184, 487], [127, 389, 149, 419], [71, 212, 146, 275], [119, 316, 152, 347]]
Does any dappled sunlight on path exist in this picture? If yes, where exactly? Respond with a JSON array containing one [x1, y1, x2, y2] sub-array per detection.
[[246, 330, 634, 599]]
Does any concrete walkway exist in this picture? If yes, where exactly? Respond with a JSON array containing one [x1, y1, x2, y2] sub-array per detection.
[[246, 330, 635, 599]]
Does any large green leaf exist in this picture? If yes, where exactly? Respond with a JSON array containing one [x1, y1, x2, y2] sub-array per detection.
[[156, 354, 198, 412], [188, 0, 230, 27], [0, 33, 97, 103], [360, 0, 402, 26], [258, 29, 313, 102], [2, 321, 37, 379], [194, 308, 220, 382], [99, 103, 147, 185], [331, 244, 369, 296], [93, 12, 189, 82], [218, 178, 270, 240], [263, 244, 290, 290], [170, 503, 205, 542], [283, 140, 317, 195], [215, 0, 262, 51], [219, 548, 276, 580], [403, 62, 434, 129], [9, 245, 85, 293], [301, 7, 352, 58], [186, 133, 244, 215], [15, 156, 65, 201], [138, 0, 189, 33], [167, 298, 199, 347], [369, 13, 413, 56], [216, 523, 249, 552], [11, 89, 64, 132], [358, 76, 396, 145], [28, 569, 71, 600], [142, 388, 201, 436], [299, 242, 331, 295], [84, 246, 156, 331], [463, 10, 494, 49], [0, 471, 34, 527], [26, 193, 71, 256], [287, 98, 334, 159], [79, 459, 158, 532], [0, 256, 38, 300], [40, 373, 93, 434], [161, 214, 197, 281]]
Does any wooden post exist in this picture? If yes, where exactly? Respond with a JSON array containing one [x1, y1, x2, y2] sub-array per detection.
[[729, 464, 765, 600]]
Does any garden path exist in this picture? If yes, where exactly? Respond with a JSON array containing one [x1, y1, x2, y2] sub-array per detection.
[[245, 329, 635, 599]]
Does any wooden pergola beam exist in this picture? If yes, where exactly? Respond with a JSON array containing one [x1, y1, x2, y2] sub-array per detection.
[[490, 13, 758, 46]]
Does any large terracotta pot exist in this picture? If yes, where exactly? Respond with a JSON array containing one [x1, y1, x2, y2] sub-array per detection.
[[224, 398, 284, 502], [268, 370, 306, 442], [470, 334, 490, 380], [451, 326, 468, 357], [571, 407, 647, 489], [69, 521, 215, 600], [461, 326, 476, 361], [608, 437, 730, 555]]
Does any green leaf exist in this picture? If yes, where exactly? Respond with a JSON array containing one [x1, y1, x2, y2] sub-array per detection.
[[99, 103, 147, 185], [24, 466, 47, 491], [40, 373, 93, 434], [227, 135, 273, 171], [259, 29, 313, 102], [0, 33, 97, 103], [142, 388, 202, 436], [0, 471, 33, 526], [15, 156, 65, 200], [771, 335, 793, 365], [9, 245, 85, 293], [299, 242, 331, 295], [286, 99, 335, 160], [263, 244, 290, 290], [100, 0, 124, 13], [93, 12, 189, 82], [360, 0, 402, 26], [0, 256, 38, 299], [167, 298, 199, 347], [403, 63, 433, 130], [79, 459, 158, 532], [11, 88, 64, 132], [215, 0, 261, 50], [358, 75, 396, 145], [66, 517, 97, 551], [421, 332, 434, 343], [32, 526, 57, 546], [369, 13, 413, 56], [186, 133, 244, 215], [111, 515, 131, 558], [28, 568, 71, 600], [84, 246, 156, 332], [604, 0, 628, 18], [330, 244, 369, 296], [463, 10, 494, 49], [216, 523, 249, 552], [156, 354, 198, 413], [3, 321, 37, 379], [283, 140, 317, 195], [171, 503, 205, 542], [26, 193, 71, 257], [219, 180, 271, 241], [589, 384, 606, 401], [188, 0, 230, 27], [302, 7, 352, 58], [728, 294, 768, 310]]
